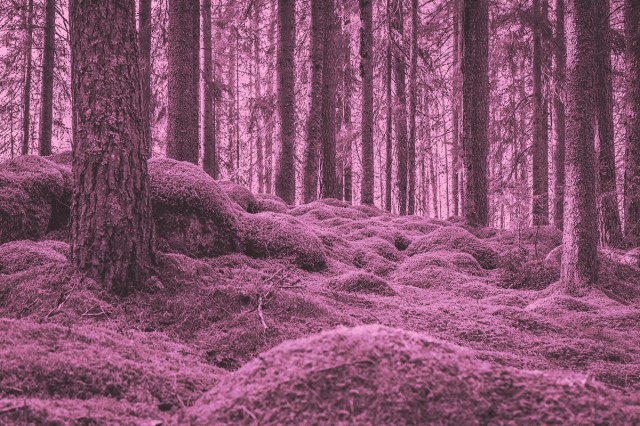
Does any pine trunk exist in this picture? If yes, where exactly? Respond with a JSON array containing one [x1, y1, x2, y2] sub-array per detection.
[[392, 0, 409, 216], [21, 0, 34, 156], [203, 0, 218, 178], [254, 4, 264, 193], [38, 0, 55, 156], [359, 0, 374, 206], [69, 0, 156, 295], [385, 0, 393, 212], [553, 0, 566, 230], [342, 9, 353, 203], [139, 0, 152, 158], [452, 0, 461, 217], [408, 0, 418, 215]]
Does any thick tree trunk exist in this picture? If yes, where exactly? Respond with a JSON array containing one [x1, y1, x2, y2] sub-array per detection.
[[392, 0, 409, 216], [561, 0, 599, 294], [385, 0, 393, 212], [203, 0, 218, 178], [69, 0, 155, 295], [554, 0, 566, 230], [139, 0, 152, 158], [452, 0, 461, 217], [532, 0, 549, 225], [461, 0, 489, 227], [408, 0, 418, 215], [359, 0, 374, 206], [594, 0, 622, 246], [39, 0, 55, 156], [624, 0, 640, 247], [21, 0, 34, 156], [342, 9, 353, 203], [275, 0, 296, 204], [303, 0, 325, 203], [167, 0, 199, 163]]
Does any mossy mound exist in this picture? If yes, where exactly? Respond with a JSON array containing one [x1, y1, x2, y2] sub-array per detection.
[[0, 156, 71, 243], [399, 251, 485, 277], [488, 225, 563, 260], [393, 265, 474, 290], [0, 240, 68, 275], [406, 226, 498, 269], [351, 237, 404, 262], [328, 272, 397, 296], [188, 325, 635, 425], [149, 158, 241, 257], [254, 193, 288, 213], [239, 212, 326, 271], [217, 180, 259, 213]]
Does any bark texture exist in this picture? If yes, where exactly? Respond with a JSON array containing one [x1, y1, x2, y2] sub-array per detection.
[[408, 0, 418, 215], [452, 0, 461, 217], [21, 0, 34, 156], [461, 0, 489, 226], [359, 0, 374, 206], [38, 0, 56, 156], [202, 0, 218, 178], [553, 0, 566, 230], [561, 0, 599, 294], [392, 0, 409, 216], [385, 0, 393, 212], [625, 0, 640, 247], [139, 0, 152, 158], [69, 0, 156, 295], [166, 0, 199, 163], [275, 0, 296, 204]]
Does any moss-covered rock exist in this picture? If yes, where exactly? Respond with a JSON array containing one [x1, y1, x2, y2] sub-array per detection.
[[216, 180, 258, 213], [254, 193, 289, 213], [149, 158, 241, 257], [188, 325, 635, 425], [406, 226, 498, 269], [0, 240, 68, 275], [239, 212, 326, 271], [328, 272, 396, 296]]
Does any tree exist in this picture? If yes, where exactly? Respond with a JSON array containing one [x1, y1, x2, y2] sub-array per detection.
[[342, 5, 353, 203], [385, 0, 393, 212], [561, 0, 599, 293], [21, 0, 34, 155], [202, 0, 218, 178], [69, 0, 155, 295], [139, 0, 152, 158], [166, 0, 199, 163], [461, 0, 489, 227], [593, 0, 622, 246], [624, 0, 640, 247], [359, 0, 374, 206], [407, 0, 418, 215], [553, 0, 566, 230], [532, 0, 549, 225], [452, 0, 461, 217], [253, 3, 264, 193], [275, 0, 297, 204], [38, 0, 55, 156], [391, 0, 409, 215]]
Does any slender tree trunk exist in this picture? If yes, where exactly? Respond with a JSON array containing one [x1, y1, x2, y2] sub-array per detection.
[[461, 0, 489, 227], [139, 0, 152, 158], [69, 0, 155, 295], [254, 3, 264, 193], [275, 0, 297, 204], [39, 0, 56, 156], [385, 0, 393, 212], [392, 0, 409, 215], [561, 0, 599, 294], [554, 0, 566, 230], [303, 0, 325, 202], [21, 0, 34, 155], [624, 0, 640, 247], [594, 0, 622, 246], [532, 0, 549, 225], [265, 1, 276, 194], [343, 7, 353, 203], [452, 0, 461, 217], [359, 0, 374, 205], [408, 0, 418, 215], [203, 0, 218, 178], [167, 0, 199, 163], [227, 30, 237, 178]]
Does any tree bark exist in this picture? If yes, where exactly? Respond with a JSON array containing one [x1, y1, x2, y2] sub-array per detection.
[[392, 0, 409, 216], [227, 28, 237, 178], [69, 0, 156, 295], [359, 0, 374, 206], [461, 0, 489, 227], [139, 0, 152, 158], [408, 0, 418, 215], [624, 0, 640, 247], [39, 0, 56, 156], [561, 0, 599, 294], [21, 0, 34, 156], [275, 0, 297, 204], [594, 0, 622, 246], [167, 0, 199, 163], [253, 3, 264, 193], [203, 0, 218, 178], [553, 0, 566, 230], [452, 0, 461, 217], [342, 8, 353, 203], [385, 0, 393, 212]]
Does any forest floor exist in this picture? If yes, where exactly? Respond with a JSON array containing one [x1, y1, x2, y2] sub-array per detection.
[[1, 160, 640, 424]]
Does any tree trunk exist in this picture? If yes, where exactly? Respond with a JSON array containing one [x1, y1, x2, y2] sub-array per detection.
[[359, 0, 374, 206], [624, 0, 640, 247], [553, 0, 566, 230], [39, 0, 55, 156], [227, 29, 237, 178], [532, 0, 549, 225], [408, 0, 418, 215], [265, 1, 276, 194], [561, 0, 599, 294], [452, 0, 461, 217], [254, 3, 264, 193], [21, 0, 34, 156], [139, 0, 152, 158], [594, 0, 622, 246], [275, 0, 297, 204], [342, 7, 353, 203], [392, 0, 409, 215], [385, 0, 393, 212], [167, 0, 199, 163], [69, 0, 156, 295], [203, 0, 218, 178], [461, 0, 489, 227]]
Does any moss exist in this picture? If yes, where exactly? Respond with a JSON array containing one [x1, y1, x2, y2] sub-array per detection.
[[351, 237, 403, 262], [399, 251, 485, 276], [188, 325, 636, 425], [406, 226, 498, 269], [149, 158, 241, 257], [0, 240, 68, 275], [216, 180, 259, 213], [254, 193, 288, 213], [328, 272, 397, 296], [240, 212, 327, 271]]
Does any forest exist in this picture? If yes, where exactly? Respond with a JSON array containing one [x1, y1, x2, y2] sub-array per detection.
[[0, 0, 639, 424]]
